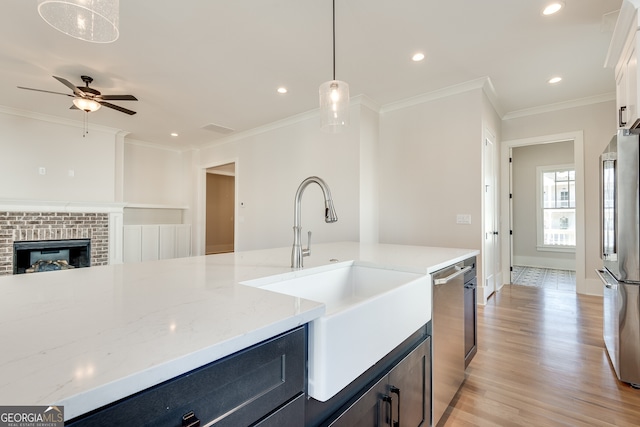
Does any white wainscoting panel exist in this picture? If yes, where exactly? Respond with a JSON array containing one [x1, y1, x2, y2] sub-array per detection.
[[124, 224, 192, 263]]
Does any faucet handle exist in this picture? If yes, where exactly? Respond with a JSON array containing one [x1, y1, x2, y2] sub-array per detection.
[[303, 231, 312, 257]]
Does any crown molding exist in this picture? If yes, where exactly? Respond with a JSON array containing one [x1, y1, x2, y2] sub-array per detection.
[[605, 2, 636, 68], [480, 77, 504, 118], [199, 94, 379, 150], [380, 77, 494, 114], [502, 92, 615, 120], [125, 137, 184, 153], [0, 105, 123, 135], [199, 109, 318, 150], [353, 94, 381, 113]]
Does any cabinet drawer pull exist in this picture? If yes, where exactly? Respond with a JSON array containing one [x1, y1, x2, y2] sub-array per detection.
[[382, 394, 393, 427], [390, 386, 400, 427], [182, 411, 200, 427]]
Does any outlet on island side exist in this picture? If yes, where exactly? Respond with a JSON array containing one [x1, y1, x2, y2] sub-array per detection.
[[456, 214, 471, 224]]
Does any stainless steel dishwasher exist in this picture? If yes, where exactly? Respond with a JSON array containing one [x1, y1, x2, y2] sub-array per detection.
[[432, 260, 470, 425]]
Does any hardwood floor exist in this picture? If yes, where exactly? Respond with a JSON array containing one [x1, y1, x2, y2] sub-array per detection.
[[439, 285, 640, 426]]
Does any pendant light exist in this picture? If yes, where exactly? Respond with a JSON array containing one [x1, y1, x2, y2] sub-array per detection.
[[319, 0, 349, 133], [37, 0, 119, 43]]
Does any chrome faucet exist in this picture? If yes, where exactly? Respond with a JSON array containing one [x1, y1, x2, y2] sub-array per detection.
[[291, 176, 338, 269]]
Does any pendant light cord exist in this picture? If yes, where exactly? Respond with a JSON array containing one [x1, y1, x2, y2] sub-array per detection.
[[332, 0, 336, 81]]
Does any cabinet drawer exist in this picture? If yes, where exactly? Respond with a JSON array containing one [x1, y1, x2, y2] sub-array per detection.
[[67, 327, 306, 427], [254, 393, 305, 427], [327, 335, 431, 427]]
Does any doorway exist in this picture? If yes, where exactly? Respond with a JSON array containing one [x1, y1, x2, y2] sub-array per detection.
[[511, 142, 576, 292], [501, 132, 585, 294], [206, 163, 235, 254]]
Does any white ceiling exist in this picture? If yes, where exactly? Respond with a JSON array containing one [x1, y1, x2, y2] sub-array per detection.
[[0, 0, 622, 149]]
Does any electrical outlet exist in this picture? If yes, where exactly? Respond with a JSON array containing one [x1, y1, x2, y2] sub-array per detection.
[[38, 167, 46, 175], [456, 214, 471, 224]]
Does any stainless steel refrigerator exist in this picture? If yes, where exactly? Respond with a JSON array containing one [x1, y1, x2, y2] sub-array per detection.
[[598, 129, 640, 387]]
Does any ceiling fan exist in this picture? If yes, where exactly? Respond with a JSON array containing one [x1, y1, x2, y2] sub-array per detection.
[[17, 75, 137, 115]]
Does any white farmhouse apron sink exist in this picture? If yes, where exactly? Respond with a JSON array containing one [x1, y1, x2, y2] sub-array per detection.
[[242, 261, 429, 401]]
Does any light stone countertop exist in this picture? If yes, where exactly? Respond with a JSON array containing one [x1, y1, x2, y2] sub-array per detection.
[[0, 241, 478, 420]]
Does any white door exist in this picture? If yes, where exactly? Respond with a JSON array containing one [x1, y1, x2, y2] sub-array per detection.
[[483, 131, 498, 299]]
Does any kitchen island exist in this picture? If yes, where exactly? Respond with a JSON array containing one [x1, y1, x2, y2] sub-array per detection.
[[0, 242, 477, 421]]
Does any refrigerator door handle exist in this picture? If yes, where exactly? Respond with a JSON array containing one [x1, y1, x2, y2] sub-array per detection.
[[596, 269, 618, 289]]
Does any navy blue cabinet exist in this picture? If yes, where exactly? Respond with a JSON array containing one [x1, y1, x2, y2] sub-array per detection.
[[66, 327, 306, 427], [327, 335, 431, 427]]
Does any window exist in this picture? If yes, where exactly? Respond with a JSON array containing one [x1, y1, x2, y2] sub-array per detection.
[[537, 165, 576, 251]]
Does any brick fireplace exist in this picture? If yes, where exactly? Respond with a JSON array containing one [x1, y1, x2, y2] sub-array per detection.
[[0, 211, 110, 276]]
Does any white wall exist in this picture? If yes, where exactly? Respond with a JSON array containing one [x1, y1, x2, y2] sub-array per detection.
[[512, 141, 575, 269], [378, 89, 485, 285], [123, 140, 188, 206], [376, 86, 502, 301], [0, 110, 192, 263], [193, 103, 370, 253], [0, 110, 117, 202], [358, 105, 380, 244], [123, 208, 183, 225], [502, 100, 616, 295]]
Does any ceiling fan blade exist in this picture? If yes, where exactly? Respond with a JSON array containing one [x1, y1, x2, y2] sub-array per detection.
[[17, 86, 74, 97], [99, 101, 137, 115], [98, 94, 138, 101], [53, 76, 84, 97]]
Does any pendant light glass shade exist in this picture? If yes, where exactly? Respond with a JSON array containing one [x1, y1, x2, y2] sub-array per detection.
[[319, 0, 349, 133], [37, 0, 119, 43], [319, 80, 349, 132], [73, 97, 101, 112]]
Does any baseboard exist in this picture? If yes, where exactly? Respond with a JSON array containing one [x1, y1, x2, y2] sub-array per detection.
[[513, 255, 575, 271]]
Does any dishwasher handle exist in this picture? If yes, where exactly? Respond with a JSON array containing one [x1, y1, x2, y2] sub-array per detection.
[[434, 266, 472, 285]]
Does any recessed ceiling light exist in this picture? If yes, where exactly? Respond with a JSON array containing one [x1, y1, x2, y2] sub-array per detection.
[[170, 132, 178, 137], [548, 76, 562, 84], [543, 2, 564, 15], [412, 53, 425, 62], [277, 87, 288, 94]]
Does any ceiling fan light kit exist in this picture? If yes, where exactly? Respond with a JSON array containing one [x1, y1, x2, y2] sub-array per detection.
[[37, 0, 119, 43], [72, 97, 101, 112], [319, 0, 349, 133]]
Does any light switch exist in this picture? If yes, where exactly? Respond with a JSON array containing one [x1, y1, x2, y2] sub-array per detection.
[[456, 214, 471, 224]]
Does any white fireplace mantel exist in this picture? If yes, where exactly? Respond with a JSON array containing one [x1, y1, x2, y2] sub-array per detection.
[[0, 199, 127, 213]]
